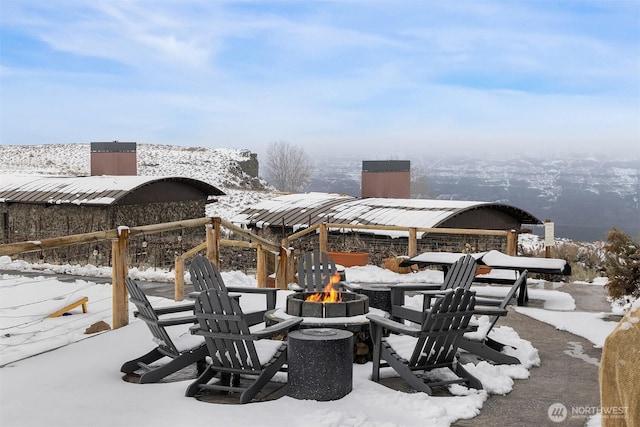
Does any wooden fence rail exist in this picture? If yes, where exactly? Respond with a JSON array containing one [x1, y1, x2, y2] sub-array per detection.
[[0, 216, 518, 329]]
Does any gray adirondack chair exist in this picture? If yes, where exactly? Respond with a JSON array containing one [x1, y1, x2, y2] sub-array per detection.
[[185, 289, 303, 403], [367, 288, 484, 394], [390, 254, 478, 323], [189, 255, 277, 326], [289, 249, 344, 292], [120, 278, 207, 383], [458, 270, 528, 364]]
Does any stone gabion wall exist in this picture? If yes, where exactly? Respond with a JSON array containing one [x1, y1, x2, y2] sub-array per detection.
[[248, 228, 509, 270], [2, 200, 208, 267], [324, 233, 508, 267]]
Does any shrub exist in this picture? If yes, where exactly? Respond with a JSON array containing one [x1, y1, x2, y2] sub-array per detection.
[[603, 228, 640, 299]]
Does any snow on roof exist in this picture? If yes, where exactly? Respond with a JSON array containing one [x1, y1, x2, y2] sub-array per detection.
[[0, 174, 223, 206], [230, 192, 541, 238]]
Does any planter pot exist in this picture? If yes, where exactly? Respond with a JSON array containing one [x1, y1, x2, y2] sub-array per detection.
[[475, 265, 492, 276], [327, 251, 369, 267], [383, 257, 415, 274]]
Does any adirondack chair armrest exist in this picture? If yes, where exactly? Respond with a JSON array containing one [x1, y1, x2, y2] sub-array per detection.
[[391, 283, 442, 292], [367, 314, 422, 336], [390, 284, 441, 300], [151, 303, 196, 316], [156, 315, 198, 327], [251, 317, 303, 339], [417, 289, 454, 297], [473, 296, 502, 306], [390, 283, 442, 307], [225, 286, 278, 310], [472, 307, 508, 317]]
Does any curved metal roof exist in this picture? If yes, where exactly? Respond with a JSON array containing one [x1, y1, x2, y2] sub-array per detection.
[[230, 192, 541, 236], [0, 175, 224, 206]]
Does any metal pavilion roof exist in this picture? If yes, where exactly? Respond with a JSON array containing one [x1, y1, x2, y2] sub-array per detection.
[[0, 175, 223, 206], [230, 192, 541, 237]]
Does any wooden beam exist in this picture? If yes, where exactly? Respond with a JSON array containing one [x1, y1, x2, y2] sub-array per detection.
[[286, 224, 320, 244], [276, 246, 288, 289], [408, 227, 417, 257], [111, 228, 129, 329], [218, 218, 281, 253], [0, 217, 212, 257], [319, 223, 328, 253], [129, 217, 212, 236], [179, 241, 207, 259], [256, 244, 267, 288], [220, 239, 259, 248], [174, 255, 184, 301], [507, 229, 518, 256], [0, 229, 120, 256], [205, 220, 219, 268]]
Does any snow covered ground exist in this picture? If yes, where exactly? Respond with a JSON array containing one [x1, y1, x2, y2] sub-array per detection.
[[0, 256, 621, 427]]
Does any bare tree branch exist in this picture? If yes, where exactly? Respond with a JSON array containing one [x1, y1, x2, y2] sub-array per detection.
[[263, 141, 313, 192]]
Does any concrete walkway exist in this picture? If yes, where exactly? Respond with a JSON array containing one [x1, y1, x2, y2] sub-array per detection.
[[454, 282, 611, 427]]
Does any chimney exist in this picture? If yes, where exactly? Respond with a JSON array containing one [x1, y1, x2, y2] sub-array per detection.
[[361, 160, 410, 198], [90, 141, 137, 176]]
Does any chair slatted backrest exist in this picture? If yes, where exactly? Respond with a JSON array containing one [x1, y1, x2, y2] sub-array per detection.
[[409, 288, 476, 367], [190, 255, 228, 293], [442, 254, 478, 291], [195, 289, 262, 373], [487, 270, 528, 331], [125, 278, 179, 357], [297, 250, 338, 292]]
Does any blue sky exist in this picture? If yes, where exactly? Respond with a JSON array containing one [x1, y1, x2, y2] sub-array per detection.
[[1, 0, 638, 160]]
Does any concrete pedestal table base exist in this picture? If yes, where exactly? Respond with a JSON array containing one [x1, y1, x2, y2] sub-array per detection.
[[287, 328, 353, 401]]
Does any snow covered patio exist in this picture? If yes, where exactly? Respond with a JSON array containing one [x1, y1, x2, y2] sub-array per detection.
[[0, 258, 621, 427]]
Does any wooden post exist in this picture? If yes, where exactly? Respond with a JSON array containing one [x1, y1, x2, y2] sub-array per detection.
[[206, 218, 220, 269], [285, 240, 296, 285], [276, 246, 289, 290], [256, 244, 266, 288], [544, 219, 553, 258], [287, 249, 296, 285], [174, 255, 184, 301], [319, 223, 328, 253], [506, 229, 517, 256], [408, 227, 417, 257], [111, 228, 129, 329]]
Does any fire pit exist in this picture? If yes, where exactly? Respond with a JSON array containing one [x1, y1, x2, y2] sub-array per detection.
[[286, 292, 369, 318], [265, 283, 380, 364]]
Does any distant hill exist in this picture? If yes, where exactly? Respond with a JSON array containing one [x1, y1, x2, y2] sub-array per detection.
[[308, 155, 640, 242]]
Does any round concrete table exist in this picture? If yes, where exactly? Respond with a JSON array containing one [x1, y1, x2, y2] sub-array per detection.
[[287, 328, 353, 401]]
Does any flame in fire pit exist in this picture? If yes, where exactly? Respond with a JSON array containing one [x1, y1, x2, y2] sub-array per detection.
[[305, 271, 342, 303]]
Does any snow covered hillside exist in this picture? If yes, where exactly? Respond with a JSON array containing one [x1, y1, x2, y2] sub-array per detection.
[[0, 143, 267, 191]]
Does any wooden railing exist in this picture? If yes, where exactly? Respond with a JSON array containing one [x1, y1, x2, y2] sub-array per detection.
[[0, 217, 284, 329], [0, 217, 518, 329], [286, 223, 518, 258]]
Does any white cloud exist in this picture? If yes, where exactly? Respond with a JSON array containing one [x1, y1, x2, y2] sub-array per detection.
[[0, 0, 637, 158]]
